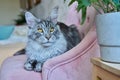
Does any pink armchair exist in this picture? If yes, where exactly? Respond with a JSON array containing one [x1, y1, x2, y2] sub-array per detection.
[[0, 2, 100, 80]]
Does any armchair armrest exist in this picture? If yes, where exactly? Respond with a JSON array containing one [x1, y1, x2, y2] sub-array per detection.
[[42, 29, 100, 80]]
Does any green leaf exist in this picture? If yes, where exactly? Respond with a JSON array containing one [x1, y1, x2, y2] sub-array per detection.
[[77, 4, 84, 11], [82, 0, 91, 6], [113, 0, 120, 7], [113, 0, 119, 3], [81, 7, 87, 24], [68, 0, 76, 6], [90, 0, 98, 2]]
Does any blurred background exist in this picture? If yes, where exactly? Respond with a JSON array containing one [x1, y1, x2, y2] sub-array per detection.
[[0, 0, 70, 25]]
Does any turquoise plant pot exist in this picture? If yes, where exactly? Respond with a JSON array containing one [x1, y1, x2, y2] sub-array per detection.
[[0, 25, 15, 40]]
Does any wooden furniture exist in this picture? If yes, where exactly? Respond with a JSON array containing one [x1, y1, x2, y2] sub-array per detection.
[[91, 58, 120, 80]]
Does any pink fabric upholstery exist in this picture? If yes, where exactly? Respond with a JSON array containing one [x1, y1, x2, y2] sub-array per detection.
[[0, 2, 100, 80], [0, 56, 42, 80], [65, 1, 80, 27], [0, 29, 100, 80], [65, 1, 97, 36], [42, 29, 100, 80]]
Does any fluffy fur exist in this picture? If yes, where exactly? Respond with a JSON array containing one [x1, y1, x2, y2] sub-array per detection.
[[14, 6, 81, 72]]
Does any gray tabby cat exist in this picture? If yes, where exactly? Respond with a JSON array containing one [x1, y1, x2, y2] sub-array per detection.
[[14, 6, 81, 72]]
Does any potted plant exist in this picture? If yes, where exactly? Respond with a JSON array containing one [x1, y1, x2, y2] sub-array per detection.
[[65, 0, 120, 63]]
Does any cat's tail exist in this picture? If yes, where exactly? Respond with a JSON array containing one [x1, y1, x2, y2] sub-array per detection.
[[13, 49, 26, 56]]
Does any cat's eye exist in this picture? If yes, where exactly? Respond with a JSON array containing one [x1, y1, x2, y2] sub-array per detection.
[[38, 28, 43, 33], [50, 27, 54, 32]]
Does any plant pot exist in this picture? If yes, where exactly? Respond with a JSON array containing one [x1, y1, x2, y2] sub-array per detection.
[[0, 25, 15, 40], [96, 12, 120, 63]]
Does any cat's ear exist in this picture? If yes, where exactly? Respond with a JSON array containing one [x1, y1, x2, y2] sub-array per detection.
[[48, 6, 59, 24], [25, 12, 40, 28]]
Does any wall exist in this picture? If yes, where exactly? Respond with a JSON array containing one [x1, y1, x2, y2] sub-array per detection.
[[0, 0, 20, 25], [31, 0, 70, 22]]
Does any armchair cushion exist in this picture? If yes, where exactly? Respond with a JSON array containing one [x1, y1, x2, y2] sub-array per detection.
[[0, 55, 42, 80], [0, 29, 100, 80]]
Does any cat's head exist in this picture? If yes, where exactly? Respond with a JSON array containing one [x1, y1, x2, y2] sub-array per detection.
[[25, 6, 61, 47]]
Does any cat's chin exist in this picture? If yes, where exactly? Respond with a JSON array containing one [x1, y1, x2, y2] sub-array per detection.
[[42, 42, 53, 47]]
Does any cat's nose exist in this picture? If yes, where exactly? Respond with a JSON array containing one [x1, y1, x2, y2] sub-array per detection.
[[45, 35, 51, 40]]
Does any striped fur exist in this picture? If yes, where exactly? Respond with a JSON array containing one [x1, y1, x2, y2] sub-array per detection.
[[14, 7, 81, 72]]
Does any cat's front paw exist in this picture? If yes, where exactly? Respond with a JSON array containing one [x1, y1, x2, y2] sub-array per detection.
[[24, 62, 33, 71], [34, 63, 42, 72]]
